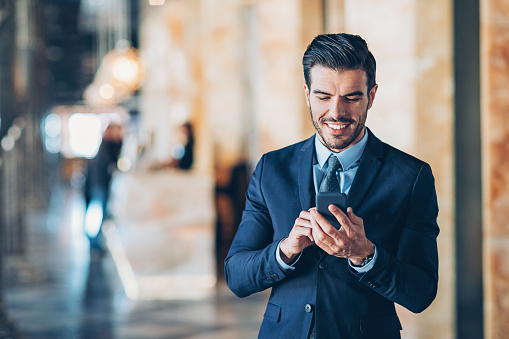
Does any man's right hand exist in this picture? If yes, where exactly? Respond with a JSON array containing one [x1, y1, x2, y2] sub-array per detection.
[[279, 210, 315, 264]]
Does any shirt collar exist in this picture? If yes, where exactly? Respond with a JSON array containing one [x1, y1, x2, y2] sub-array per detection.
[[314, 128, 369, 170]]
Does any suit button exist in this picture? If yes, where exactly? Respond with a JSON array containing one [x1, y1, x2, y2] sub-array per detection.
[[267, 273, 279, 283], [305, 304, 313, 313], [318, 261, 328, 270]]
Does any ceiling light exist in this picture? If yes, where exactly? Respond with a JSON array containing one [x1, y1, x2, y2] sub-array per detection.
[[149, 0, 166, 6]]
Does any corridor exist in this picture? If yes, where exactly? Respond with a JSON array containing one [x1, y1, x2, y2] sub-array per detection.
[[4, 0, 509, 337], [4, 181, 268, 339]]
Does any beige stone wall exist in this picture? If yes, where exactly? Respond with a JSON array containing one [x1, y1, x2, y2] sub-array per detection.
[[481, 0, 509, 338], [139, 0, 211, 172], [250, 1, 302, 155], [324, 0, 345, 33], [414, 2, 455, 338], [199, 0, 250, 184], [251, 0, 319, 157]]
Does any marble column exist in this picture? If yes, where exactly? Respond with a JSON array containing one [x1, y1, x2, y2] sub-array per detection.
[[324, 0, 345, 34], [251, 0, 316, 156], [198, 0, 251, 185], [117, 0, 218, 299], [414, 1, 455, 338], [481, 0, 509, 338], [140, 0, 207, 171]]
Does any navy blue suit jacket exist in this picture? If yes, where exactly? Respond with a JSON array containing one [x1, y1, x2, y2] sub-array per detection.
[[225, 130, 439, 339]]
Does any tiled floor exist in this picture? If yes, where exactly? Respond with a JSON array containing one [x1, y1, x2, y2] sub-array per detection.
[[4, 183, 268, 339]]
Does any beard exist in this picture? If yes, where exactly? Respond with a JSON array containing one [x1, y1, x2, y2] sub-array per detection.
[[310, 106, 368, 152]]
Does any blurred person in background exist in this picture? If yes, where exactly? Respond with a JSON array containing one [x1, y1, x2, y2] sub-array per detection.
[[147, 122, 195, 171], [171, 122, 194, 170], [225, 33, 440, 339], [84, 122, 123, 256]]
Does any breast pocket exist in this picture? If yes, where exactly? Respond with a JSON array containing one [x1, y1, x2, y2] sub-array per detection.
[[263, 302, 281, 323]]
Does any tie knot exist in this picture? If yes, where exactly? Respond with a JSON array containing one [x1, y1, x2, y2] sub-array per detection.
[[319, 155, 342, 193], [327, 155, 342, 173]]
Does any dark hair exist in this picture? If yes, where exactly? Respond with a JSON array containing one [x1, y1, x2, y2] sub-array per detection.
[[302, 33, 376, 91]]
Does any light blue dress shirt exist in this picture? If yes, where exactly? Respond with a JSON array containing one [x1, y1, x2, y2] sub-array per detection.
[[276, 129, 378, 273]]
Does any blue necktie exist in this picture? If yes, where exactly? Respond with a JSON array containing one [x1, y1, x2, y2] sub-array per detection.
[[319, 155, 342, 193]]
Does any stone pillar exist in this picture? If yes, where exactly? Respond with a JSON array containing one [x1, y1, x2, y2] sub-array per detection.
[[414, 1, 455, 338], [199, 0, 249, 184], [0, 1, 22, 336], [481, 0, 509, 338], [14, 0, 51, 210], [324, 0, 345, 33], [139, 0, 208, 172], [344, 0, 455, 338], [0, 0, 16, 137], [251, 0, 317, 156]]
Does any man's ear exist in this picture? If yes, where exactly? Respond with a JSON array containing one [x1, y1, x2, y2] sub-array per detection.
[[304, 83, 310, 107], [367, 84, 378, 109]]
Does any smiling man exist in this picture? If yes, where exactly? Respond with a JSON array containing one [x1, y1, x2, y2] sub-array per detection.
[[225, 33, 440, 339], [306, 67, 375, 153]]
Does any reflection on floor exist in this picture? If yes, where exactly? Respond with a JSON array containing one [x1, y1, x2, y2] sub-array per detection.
[[5, 183, 268, 339]]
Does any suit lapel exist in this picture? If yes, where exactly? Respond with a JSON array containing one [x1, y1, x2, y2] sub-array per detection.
[[297, 136, 323, 261], [347, 129, 384, 211], [298, 136, 316, 211]]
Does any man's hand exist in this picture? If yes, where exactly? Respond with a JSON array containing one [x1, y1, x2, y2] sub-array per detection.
[[310, 206, 374, 265], [279, 210, 315, 264]]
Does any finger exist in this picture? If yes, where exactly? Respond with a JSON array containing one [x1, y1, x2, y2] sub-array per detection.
[[328, 205, 353, 236], [309, 216, 346, 256], [347, 207, 363, 225], [340, 207, 365, 238], [310, 210, 346, 248], [299, 210, 312, 220], [310, 209, 334, 233], [294, 216, 312, 229], [309, 210, 328, 240], [292, 225, 315, 242]]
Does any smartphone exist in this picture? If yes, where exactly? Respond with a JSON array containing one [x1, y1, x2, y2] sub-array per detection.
[[316, 192, 347, 228]]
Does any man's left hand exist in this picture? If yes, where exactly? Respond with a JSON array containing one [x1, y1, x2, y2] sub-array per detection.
[[310, 206, 375, 265]]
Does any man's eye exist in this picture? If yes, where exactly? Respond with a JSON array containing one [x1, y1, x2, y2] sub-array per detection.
[[318, 97, 330, 101], [346, 97, 361, 102]]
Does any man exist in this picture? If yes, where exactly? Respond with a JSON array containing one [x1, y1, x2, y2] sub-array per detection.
[[225, 33, 439, 339]]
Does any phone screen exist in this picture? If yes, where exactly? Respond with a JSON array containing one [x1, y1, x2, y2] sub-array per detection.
[[316, 192, 347, 228]]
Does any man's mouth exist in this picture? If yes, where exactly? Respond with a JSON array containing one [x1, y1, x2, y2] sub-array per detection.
[[324, 121, 352, 131], [326, 123, 348, 130]]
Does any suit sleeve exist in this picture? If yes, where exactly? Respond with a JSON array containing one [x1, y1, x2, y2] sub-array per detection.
[[224, 155, 292, 297], [350, 163, 440, 313]]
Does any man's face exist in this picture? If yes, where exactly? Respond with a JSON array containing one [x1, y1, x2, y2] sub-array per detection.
[[304, 66, 377, 153]]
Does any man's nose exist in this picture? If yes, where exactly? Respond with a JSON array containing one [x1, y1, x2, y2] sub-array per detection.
[[329, 100, 345, 118]]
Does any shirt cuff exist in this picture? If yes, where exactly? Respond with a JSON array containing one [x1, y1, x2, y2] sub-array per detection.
[[349, 244, 378, 273], [276, 238, 302, 271]]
